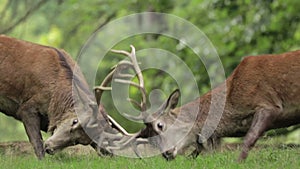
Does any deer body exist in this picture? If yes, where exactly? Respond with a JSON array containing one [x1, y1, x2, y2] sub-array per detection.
[[220, 52, 300, 135], [145, 50, 300, 161], [0, 35, 138, 159]]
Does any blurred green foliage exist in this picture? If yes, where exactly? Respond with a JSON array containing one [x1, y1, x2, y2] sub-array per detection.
[[0, 0, 299, 140]]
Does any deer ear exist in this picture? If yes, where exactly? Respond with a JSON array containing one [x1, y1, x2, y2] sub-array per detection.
[[149, 89, 180, 122], [164, 89, 180, 112]]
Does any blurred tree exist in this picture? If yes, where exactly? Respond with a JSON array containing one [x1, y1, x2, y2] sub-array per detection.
[[0, 0, 48, 34]]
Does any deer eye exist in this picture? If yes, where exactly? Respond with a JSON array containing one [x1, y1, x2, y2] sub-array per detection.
[[157, 122, 164, 131], [72, 119, 78, 126]]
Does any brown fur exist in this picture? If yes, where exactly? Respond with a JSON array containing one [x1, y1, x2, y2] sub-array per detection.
[[0, 35, 105, 159], [144, 50, 300, 161]]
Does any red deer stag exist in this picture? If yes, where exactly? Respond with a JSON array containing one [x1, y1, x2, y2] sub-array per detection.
[[119, 48, 300, 161], [0, 35, 136, 159]]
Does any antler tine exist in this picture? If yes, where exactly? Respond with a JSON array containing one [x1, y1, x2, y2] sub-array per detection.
[[110, 49, 131, 56], [94, 67, 116, 105], [111, 45, 147, 112], [114, 79, 141, 89], [94, 60, 135, 105], [126, 98, 140, 108], [113, 60, 135, 79], [107, 115, 133, 136], [128, 45, 147, 112]]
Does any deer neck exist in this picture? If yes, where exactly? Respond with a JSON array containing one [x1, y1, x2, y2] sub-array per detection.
[[196, 82, 253, 138]]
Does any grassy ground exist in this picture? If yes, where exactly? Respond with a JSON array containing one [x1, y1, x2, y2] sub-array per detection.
[[1, 143, 300, 169]]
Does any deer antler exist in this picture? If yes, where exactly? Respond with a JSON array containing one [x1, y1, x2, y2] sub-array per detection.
[[94, 45, 149, 157], [111, 45, 147, 113], [95, 45, 148, 120]]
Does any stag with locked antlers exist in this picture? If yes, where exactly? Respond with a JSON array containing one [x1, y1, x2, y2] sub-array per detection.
[[97, 46, 300, 163]]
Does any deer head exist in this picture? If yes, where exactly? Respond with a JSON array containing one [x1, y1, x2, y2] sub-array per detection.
[[94, 46, 201, 159]]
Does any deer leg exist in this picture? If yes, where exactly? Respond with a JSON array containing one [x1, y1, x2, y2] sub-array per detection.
[[90, 142, 113, 157], [190, 133, 220, 158], [238, 108, 275, 162], [18, 106, 44, 159], [188, 134, 205, 158], [188, 143, 204, 159]]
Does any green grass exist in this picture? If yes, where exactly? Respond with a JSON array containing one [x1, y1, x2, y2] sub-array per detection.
[[1, 145, 300, 169]]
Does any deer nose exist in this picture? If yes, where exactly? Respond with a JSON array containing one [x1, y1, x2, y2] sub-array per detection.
[[45, 147, 54, 155], [163, 148, 176, 161], [44, 142, 55, 155]]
